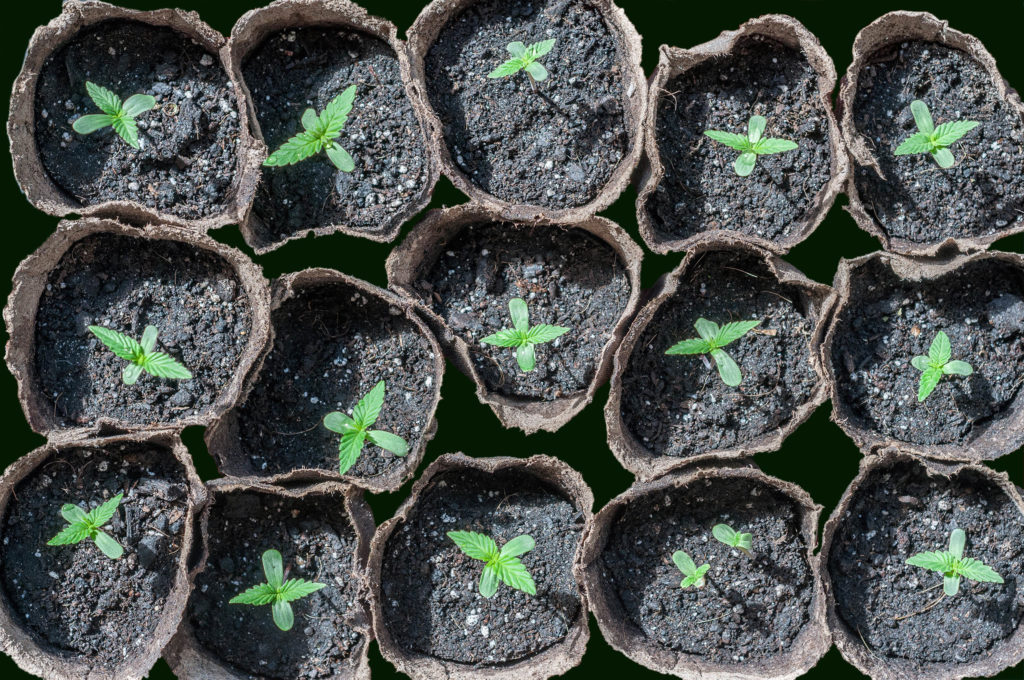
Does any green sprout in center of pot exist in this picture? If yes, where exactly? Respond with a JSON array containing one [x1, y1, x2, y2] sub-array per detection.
[[712, 523, 753, 556], [906, 528, 1003, 597], [704, 115, 798, 176], [230, 549, 326, 631], [264, 85, 357, 172], [447, 530, 537, 598], [71, 81, 156, 149], [665, 318, 761, 387], [894, 100, 979, 169], [488, 39, 556, 90], [47, 492, 124, 560], [911, 330, 973, 402], [672, 550, 709, 589], [480, 297, 570, 372], [323, 380, 409, 476], [88, 324, 193, 385]]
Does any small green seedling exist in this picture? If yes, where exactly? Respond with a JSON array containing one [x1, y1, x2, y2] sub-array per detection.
[[672, 550, 709, 589], [47, 492, 124, 559], [906, 528, 1003, 597], [488, 39, 556, 90], [704, 115, 798, 176], [229, 549, 326, 631], [323, 380, 408, 476], [479, 297, 569, 372], [88, 324, 192, 385], [665, 318, 761, 387], [712, 523, 753, 556], [71, 81, 156, 149], [265, 85, 356, 171], [447, 530, 536, 598], [895, 100, 979, 169], [911, 331, 973, 402]]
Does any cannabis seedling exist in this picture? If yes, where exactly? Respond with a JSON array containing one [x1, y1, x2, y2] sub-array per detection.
[[712, 523, 753, 556], [672, 550, 709, 589], [88, 324, 192, 385], [71, 81, 156, 149], [47, 493, 124, 559], [911, 331, 973, 402], [265, 85, 357, 172], [665, 318, 761, 387], [704, 115, 798, 176], [229, 549, 326, 631], [447, 530, 537, 598], [895, 100, 979, 169], [480, 297, 569, 372], [323, 380, 408, 475], [488, 39, 556, 90], [906, 528, 1003, 597]]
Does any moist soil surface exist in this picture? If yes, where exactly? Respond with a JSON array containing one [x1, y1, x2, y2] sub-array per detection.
[[830, 258, 1024, 446], [189, 491, 364, 679], [34, 233, 253, 430], [34, 20, 241, 219], [233, 281, 436, 480], [412, 222, 630, 400], [424, 0, 629, 208], [829, 461, 1024, 663], [852, 41, 1024, 243], [242, 26, 430, 243], [620, 251, 818, 459], [645, 35, 833, 244], [380, 467, 585, 664], [0, 441, 189, 667], [601, 476, 814, 662]]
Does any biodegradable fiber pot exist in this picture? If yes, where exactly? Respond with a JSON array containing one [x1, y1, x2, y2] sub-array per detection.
[[4, 218, 272, 442], [822, 250, 1024, 461], [606, 236, 834, 480], [386, 204, 643, 434], [8, 0, 263, 232], [407, 0, 646, 222], [581, 464, 830, 679], [839, 11, 1024, 256], [636, 14, 848, 255], [227, 0, 439, 253], [368, 453, 593, 680], [165, 479, 375, 680], [821, 449, 1024, 680], [0, 432, 205, 680], [205, 269, 444, 494]]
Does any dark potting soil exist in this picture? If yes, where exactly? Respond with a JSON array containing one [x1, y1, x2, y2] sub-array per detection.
[[412, 222, 631, 400], [33, 233, 253, 429], [829, 461, 1024, 663], [601, 476, 814, 661], [380, 468, 584, 664], [852, 41, 1024, 243], [620, 251, 818, 458], [33, 20, 241, 219], [0, 441, 189, 666], [233, 282, 436, 480], [830, 258, 1024, 446], [242, 26, 430, 242], [189, 491, 364, 679], [423, 0, 629, 208], [645, 35, 833, 244]]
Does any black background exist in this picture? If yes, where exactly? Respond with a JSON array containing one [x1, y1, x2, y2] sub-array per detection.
[[1, 1, 1022, 679]]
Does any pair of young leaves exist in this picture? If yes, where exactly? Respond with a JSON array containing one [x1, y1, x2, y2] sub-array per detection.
[[47, 492, 125, 560], [89, 325, 192, 385], [488, 39, 556, 83], [265, 84, 357, 172], [72, 81, 156, 149], [672, 523, 752, 589], [666, 318, 761, 387], [229, 549, 326, 631], [448, 530, 537, 598], [906, 528, 1003, 597], [323, 380, 408, 475], [704, 115, 798, 177], [480, 297, 569, 372], [912, 330, 973, 402], [895, 100, 979, 169]]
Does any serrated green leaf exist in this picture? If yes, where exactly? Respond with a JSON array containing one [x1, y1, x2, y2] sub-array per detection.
[[755, 138, 798, 154], [230, 582, 279, 606], [353, 380, 385, 428], [957, 558, 1003, 584], [529, 39, 556, 58], [367, 430, 408, 456], [448, 530, 498, 562], [714, 320, 760, 347], [86, 81, 122, 116], [665, 338, 713, 355], [509, 298, 530, 332], [734, 151, 757, 176], [141, 352, 192, 380], [480, 328, 526, 347], [524, 61, 548, 81], [943, 360, 973, 376], [526, 324, 569, 344], [711, 348, 743, 387], [479, 565, 499, 598], [910, 100, 935, 135], [494, 555, 536, 595], [278, 578, 327, 603], [338, 431, 366, 475], [111, 116, 140, 148], [704, 130, 751, 151], [272, 600, 295, 631], [500, 534, 535, 558], [895, 132, 935, 156], [488, 59, 524, 79], [121, 94, 156, 118], [932, 120, 979, 147], [321, 85, 356, 135], [906, 550, 956, 573], [929, 331, 952, 365], [265, 130, 324, 167], [48, 523, 90, 546], [86, 493, 122, 528], [516, 343, 536, 372], [918, 366, 943, 401], [72, 114, 116, 135], [93, 530, 123, 559], [89, 326, 143, 362], [747, 115, 767, 144]]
